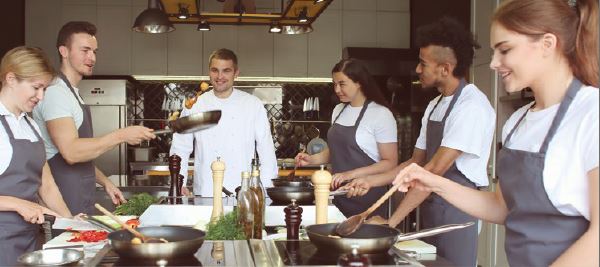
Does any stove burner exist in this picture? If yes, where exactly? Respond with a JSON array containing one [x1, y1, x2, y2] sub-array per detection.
[[274, 240, 399, 266], [99, 249, 202, 266]]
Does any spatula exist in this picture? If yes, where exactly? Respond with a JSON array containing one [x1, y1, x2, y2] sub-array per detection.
[[288, 148, 306, 180], [335, 182, 402, 236], [94, 203, 168, 243]]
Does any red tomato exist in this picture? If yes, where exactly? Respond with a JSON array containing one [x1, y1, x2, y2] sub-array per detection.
[[125, 218, 140, 229], [67, 230, 108, 242]]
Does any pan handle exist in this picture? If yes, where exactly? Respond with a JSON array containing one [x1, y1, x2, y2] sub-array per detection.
[[153, 128, 174, 135], [395, 221, 475, 242]]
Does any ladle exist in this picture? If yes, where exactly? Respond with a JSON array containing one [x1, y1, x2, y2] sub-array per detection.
[[94, 203, 168, 243], [335, 182, 401, 236]]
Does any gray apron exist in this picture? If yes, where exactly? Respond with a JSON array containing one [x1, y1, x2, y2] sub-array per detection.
[[420, 79, 478, 267], [328, 101, 388, 218], [497, 79, 588, 267], [47, 73, 96, 215], [0, 115, 45, 266]]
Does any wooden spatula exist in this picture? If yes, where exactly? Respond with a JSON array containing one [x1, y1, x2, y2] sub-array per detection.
[[94, 203, 167, 243]]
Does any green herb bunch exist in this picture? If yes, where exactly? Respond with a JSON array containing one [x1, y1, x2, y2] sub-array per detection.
[[205, 212, 246, 240], [114, 193, 157, 216]]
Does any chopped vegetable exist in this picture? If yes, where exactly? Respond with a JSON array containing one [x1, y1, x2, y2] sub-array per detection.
[[205, 212, 246, 240], [114, 193, 157, 216], [125, 218, 140, 229], [68, 230, 108, 242]]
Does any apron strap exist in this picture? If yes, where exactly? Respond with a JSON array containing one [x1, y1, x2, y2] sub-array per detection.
[[58, 72, 85, 106], [539, 78, 582, 153], [353, 100, 372, 127], [428, 79, 467, 123], [503, 106, 529, 146], [332, 104, 349, 124], [23, 117, 43, 141], [0, 115, 15, 139]]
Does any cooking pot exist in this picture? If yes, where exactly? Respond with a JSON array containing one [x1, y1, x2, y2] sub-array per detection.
[[18, 249, 83, 266], [305, 222, 474, 254], [266, 186, 314, 204], [108, 226, 205, 259]]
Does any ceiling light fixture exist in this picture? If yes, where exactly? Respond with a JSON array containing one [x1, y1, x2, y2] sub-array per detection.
[[177, 3, 189, 19], [197, 20, 211, 31], [133, 0, 175, 33], [281, 25, 313, 34], [297, 7, 308, 23], [269, 22, 282, 33]]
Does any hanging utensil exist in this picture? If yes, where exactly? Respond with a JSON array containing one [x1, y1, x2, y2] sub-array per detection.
[[154, 110, 221, 135], [336, 182, 402, 236]]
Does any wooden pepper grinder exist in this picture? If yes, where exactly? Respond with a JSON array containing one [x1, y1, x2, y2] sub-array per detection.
[[210, 157, 225, 223], [284, 199, 303, 240], [311, 165, 332, 224], [168, 154, 182, 204]]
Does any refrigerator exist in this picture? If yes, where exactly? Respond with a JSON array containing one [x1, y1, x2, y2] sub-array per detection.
[[78, 79, 130, 186]]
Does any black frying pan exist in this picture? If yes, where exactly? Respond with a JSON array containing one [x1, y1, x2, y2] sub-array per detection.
[[305, 222, 474, 254], [108, 226, 205, 259], [153, 110, 221, 135]]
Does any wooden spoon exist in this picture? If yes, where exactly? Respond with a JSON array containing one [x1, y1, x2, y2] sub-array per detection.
[[335, 183, 402, 236], [94, 203, 168, 243], [288, 148, 306, 180]]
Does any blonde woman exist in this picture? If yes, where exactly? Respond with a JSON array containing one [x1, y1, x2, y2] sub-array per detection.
[[0, 46, 72, 265]]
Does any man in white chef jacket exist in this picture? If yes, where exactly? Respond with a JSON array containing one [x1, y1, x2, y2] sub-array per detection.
[[170, 48, 277, 196]]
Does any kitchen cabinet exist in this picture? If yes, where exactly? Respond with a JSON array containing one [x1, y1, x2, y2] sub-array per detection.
[[237, 26, 274, 76], [167, 24, 203, 76], [342, 10, 378, 48], [376, 11, 410, 48], [131, 3, 168, 75], [61, 4, 97, 25], [202, 25, 238, 72], [25, 0, 62, 67], [95, 5, 133, 75]]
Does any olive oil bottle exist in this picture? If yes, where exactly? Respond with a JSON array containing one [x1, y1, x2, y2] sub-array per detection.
[[249, 159, 265, 239], [237, 171, 254, 239]]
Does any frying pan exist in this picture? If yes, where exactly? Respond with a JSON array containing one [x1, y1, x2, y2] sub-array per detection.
[[305, 222, 474, 254], [153, 110, 221, 135], [266, 187, 314, 204], [271, 176, 312, 187], [108, 226, 205, 259]]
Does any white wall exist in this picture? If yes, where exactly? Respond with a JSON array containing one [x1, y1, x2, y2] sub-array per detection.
[[25, 0, 410, 77]]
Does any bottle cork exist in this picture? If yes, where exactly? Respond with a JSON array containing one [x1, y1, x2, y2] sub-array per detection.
[[210, 157, 226, 223], [311, 165, 332, 224]]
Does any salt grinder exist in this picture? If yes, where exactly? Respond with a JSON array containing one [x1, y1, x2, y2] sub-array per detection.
[[311, 165, 332, 224], [284, 199, 303, 240]]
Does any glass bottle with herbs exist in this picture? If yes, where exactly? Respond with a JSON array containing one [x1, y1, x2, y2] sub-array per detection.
[[249, 159, 265, 239], [237, 171, 254, 239]]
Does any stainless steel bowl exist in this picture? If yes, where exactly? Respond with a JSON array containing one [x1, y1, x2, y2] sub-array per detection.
[[18, 249, 83, 266]]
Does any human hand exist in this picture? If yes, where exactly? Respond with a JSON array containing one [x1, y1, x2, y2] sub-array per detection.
[[118, 126, 156, 145], [365, 215, 388, 225], [294, 152, 312, 167], [393, 163, 441, 193], [105, 182, 127, 205], [16, 200, 59, 224], [331, 171, 354, 190], [181, 186, 192, 196], [339, 178, 371, 197]]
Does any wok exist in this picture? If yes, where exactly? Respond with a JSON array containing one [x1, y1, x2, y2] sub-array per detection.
[[272, 176, 312, 187], [266, 186, 314, 204], [306, 222, 474, 254], [108, 226, 205, 259], [154, 110, 221, 135]]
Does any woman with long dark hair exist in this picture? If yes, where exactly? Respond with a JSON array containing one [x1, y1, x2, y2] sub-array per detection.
[[295, 58, 398, 218]]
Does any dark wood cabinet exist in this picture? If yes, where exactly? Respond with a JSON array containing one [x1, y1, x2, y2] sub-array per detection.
[[0, 0, 25, 57], [410, 0, 471, 48]]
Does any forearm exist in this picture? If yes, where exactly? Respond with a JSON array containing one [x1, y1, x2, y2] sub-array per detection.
[[367, 159, 415, 187], [94, 167, 110, 187], [59, 132, 122, 164], [0, 195, 25, 212], [434, 178, 507, 224], [551, 228, 599, 267], [388, 189, 430, 227], [308, 149, 330, 166]]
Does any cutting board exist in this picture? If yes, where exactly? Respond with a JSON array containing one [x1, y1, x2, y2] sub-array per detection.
[[394, 239, 436, 254], [42, 231, 107, 250]]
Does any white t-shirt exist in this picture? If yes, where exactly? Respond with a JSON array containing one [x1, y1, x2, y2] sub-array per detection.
[[415, 84, 495, 187], [502, 86, 598, 220], [0, 101, 43, 174], [331, 102, 397, 162], [170, 89, 278, 197], [32, 78, 85, 160]]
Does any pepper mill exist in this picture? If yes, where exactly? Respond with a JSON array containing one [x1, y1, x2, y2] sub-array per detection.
[[210, 157, 225, 223], [168, 154, 182, 203], [311, 165, 332, 224], [284, 199, 303, 240]]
